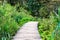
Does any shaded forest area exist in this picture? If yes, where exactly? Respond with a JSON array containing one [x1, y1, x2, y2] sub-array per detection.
[[0, 0, 60, 40], [0, 0, 60, 17]]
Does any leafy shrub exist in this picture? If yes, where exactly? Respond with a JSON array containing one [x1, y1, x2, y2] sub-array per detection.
[[0, 16, 19, 40], [11, 7, 35, 26], [19, 16, 35, 26], [50, 7, 60, 40], [38, 12, 58, 40], [0, 4, 19, 40], [39, 7, 50, 18], [51, 22, 60, 40], [0, 4, 35, 40], [27, 0, 40, 17]]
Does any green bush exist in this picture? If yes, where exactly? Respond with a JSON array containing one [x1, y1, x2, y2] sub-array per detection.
[[50, 7, 60, 40], [0, 4, 35, 40], [27, 0, 40, 16], [38, 12, 58, 40], [11, 7, 35, 26], [0, 16, 19, 40], [0, 4, 19, 40], [39, 7, 50, 18]]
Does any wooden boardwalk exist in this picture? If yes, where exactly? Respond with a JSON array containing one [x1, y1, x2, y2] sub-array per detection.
[[13, 22, 42, 40]]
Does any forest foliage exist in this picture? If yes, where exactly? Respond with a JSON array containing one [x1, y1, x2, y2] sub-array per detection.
[[0, 0, 60, 40]]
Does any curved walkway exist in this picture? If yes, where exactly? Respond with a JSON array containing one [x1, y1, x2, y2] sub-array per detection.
[[13, 22, 42, 40]]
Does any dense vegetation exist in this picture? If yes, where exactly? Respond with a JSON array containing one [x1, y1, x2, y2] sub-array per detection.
[[0, 0, 60, 40], [0, 4, 35, 40]]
